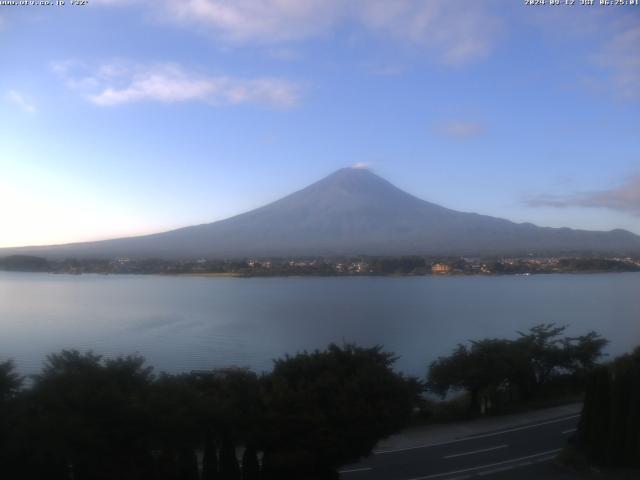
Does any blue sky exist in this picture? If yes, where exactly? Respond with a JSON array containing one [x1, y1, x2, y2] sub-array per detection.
[[1, 1, 638, 248]]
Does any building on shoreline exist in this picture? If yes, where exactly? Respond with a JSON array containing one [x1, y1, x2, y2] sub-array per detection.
[[431, 263, 452, 275]]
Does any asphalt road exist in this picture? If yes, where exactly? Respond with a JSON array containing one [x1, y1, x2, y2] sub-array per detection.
[[339, 413, 580, 480]]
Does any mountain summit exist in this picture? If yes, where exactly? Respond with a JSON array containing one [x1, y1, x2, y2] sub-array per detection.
[[4, 168, 640, 259]]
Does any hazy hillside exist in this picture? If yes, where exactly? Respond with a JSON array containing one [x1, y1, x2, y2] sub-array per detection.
[[3, 168, 640, 259]]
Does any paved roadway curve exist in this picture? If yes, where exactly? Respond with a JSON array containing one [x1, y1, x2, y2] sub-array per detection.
[[339, 413, 579, 480]]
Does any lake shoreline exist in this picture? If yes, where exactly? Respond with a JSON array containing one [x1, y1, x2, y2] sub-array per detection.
[[156, 269, 640, 279], [2, 254, 640, 277], [3, 269, 639, 279]]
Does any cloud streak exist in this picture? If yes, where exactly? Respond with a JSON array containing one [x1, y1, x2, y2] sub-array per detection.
[[437, 121, 485, 139], [163, 0, 340, 44], [357, 1, 500, 66], [96, 0, 502, 66], [5, 90, 37, 113], [526, 175, 640, 216], [595, 24, 640, 100], [53, 61, 301, 108], [528, 9, 640, 101]]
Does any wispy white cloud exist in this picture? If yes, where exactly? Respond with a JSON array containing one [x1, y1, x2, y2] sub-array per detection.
[[357, 2, 500, 66], [528, 9, 640, 101], [437, 121, 485, 139], [162, 0, 340, 44], [5, 90, 37, 113], [95, 0, 502, 67], [595, 24, 640, 100], [525, 175, 640, 217], [53, 61, 301, 108]]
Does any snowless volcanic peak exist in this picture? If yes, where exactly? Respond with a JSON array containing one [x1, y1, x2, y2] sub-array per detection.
[[3, 168, 640, 259]]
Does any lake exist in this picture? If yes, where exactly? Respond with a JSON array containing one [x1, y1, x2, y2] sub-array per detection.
[[1, 272, 639, 377]]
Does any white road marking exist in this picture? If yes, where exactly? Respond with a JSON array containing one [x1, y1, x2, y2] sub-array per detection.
[[404, 448, 562, 480], [443, 444, 508, 459], [562, 428, 577, 434], [374, 415, 580, 454], [339, 467, 373, 474], [477, 465, 516, 476]]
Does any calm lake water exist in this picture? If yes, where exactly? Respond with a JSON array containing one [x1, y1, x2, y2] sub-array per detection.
[[1, 272, 639, 377]]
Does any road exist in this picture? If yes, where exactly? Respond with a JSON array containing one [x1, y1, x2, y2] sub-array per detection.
[[339, 412, 580, 480]]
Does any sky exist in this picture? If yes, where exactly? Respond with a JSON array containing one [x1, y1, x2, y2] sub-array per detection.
[[0, 0, 638, 248]]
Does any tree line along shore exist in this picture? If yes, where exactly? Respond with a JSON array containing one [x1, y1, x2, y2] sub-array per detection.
[[1, 324, 638, 479], [1, 254, 640, 276]]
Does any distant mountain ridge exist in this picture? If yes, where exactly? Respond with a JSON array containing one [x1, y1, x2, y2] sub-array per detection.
[[3, 168, 640, 259]]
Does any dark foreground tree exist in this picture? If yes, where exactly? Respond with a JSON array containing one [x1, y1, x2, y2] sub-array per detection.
[[241, 443, 260, 480], [579, 366, 612, 466], [260, 343, 421, 479], [202, 431, 219, 480], [577, 347, 640, 468], [219, 431, 241, 480], [148, 373, 203, 480], [1, 344, 420, 479], [0, 360, 24, 476], [0, 359, 22, 402], [21, 350, 155, 480]]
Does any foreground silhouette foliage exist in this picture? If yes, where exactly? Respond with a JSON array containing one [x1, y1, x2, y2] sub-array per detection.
[[427, 324, 608, 413], [0, 344, 420, 480], [260, 345, 421, 479], [577, 347, 640, 468]]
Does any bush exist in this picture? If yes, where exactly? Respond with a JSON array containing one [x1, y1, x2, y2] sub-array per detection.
[[0, 344, 421, 480]]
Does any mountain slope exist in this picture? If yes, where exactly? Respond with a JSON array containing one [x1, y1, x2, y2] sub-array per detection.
[[4, 168, 640, 259]]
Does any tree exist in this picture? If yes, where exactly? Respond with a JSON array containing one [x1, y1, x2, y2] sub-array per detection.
[[428, 339, 530, 412], [178, 447, 199, 480], [202, 431, 219, 480], [578, 366, 611, 466], [0, 359, 22, 402], [189, 368, 264, 444], [428, 325, 609, 413], [516, 323, 570, 387], [148, 373, 202, 479], [516, 324, 608, 395], [219, 431, 241, 480], [0, 255, 50, 272], [577, 347, 640, 468], [260, 344, 421, 479], [25, 350, 155, 480], [241, 444, 260, 480], [563, 331, 609, 376], [0, 359, 25, 478]]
